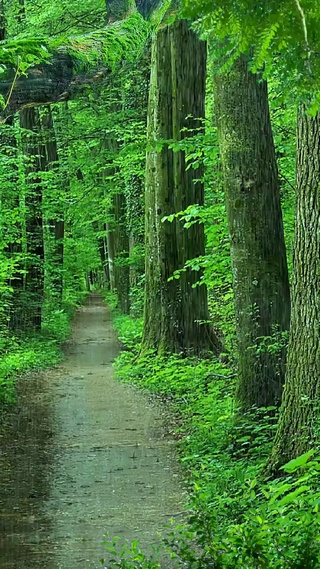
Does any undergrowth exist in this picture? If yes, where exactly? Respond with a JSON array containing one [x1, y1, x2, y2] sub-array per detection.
[[103, 312, 320, 569], [0, 288, 85, 406]]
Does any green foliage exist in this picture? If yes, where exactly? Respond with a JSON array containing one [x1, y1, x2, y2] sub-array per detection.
[[111, 314, 320, 569], [60, 13, 150, 72], [180, 0, 320, 105], [3, 12, 149, 68], [41, 308, 71, 341], [0, 337, 61, 404], [0, 1, 305, 567], [99, 534, 161, 568], [113, 313, 143, 350]]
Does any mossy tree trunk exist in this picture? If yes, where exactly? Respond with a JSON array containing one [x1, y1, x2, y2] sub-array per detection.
[[214, 55, 290, 409], [142, 19, 222, 356], [268, 107, 320, 471]]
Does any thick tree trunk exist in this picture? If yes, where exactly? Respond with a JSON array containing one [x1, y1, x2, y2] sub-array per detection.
[[142, 19, 221, 356], [268, 107, 320, 471], [20, 107, 45, 330], [214, 55, 290, 409]]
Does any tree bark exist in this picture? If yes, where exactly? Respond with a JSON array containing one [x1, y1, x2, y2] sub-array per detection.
[[141, 19, 222, 356], [268, 107, 320, 471], [214, 55, 290, 409]]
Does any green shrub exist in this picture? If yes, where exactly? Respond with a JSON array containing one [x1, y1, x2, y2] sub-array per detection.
[[0, 338, 61, 404], [111, 314, 320, 569]]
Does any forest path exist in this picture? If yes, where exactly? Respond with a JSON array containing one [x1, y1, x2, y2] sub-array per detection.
[[0, 294, 185, 568]]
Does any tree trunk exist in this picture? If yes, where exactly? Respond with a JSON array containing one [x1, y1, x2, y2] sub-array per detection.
[[42, 107, 64, 303], [93, 221, 110, 288], [106, 222, 116, 291], [268, 107, 320, 471], [114, 192, 130, 314], [214, 55, 290, 409], [20, 107, 45, 330], [141, 19, 221, 356]]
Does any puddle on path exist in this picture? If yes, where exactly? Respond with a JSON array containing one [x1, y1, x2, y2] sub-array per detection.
[[0, 294, 185, 568]]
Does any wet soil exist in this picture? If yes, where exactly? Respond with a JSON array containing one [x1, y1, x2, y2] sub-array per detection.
[[0, 294, 185, 568]]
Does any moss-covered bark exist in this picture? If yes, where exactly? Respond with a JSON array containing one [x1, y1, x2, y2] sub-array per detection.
[[268, 107, 320, 471], [214, 55, 290, 409], [142, 19, 221, 356]]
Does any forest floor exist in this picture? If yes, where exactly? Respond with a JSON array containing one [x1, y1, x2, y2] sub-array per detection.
[[0, 294, 185, 568]]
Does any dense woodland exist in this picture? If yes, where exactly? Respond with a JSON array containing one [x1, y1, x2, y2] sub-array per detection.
[[1, 0, 320, 566]]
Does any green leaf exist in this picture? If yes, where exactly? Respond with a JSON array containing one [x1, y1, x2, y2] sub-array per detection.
[[276, 485, 310, 507], [281, 450, 316, 473]]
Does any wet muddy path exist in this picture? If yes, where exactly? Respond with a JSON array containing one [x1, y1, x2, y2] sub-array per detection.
[[0, 294, 185, 568]]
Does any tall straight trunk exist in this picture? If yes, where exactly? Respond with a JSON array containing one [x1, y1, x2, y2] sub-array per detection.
[[41, 107, 64, 303], [127, 174, 145, 289], [214, 55, 290, 409], [106, 198, 130, 311], [269, 108, 320, 471], [106, 222, 116, 291], [142, 19, 221, 356], [102, 132, 130, 311], [93, 221, 110, 288], [99, 235, 110, 286], [20, 107, 45, 330], [114, 192, 130, 314]]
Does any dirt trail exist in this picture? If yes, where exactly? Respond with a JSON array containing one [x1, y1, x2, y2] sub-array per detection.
[[0, 294, 185, 568]]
